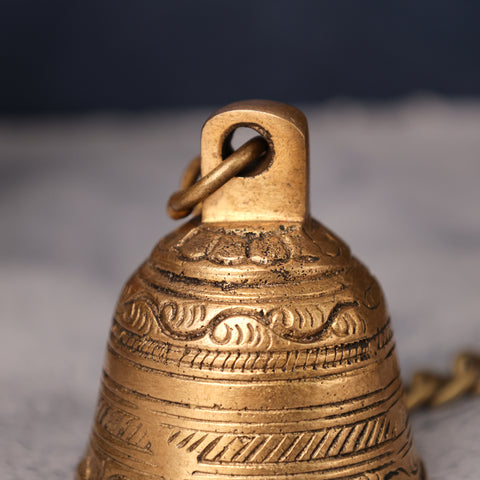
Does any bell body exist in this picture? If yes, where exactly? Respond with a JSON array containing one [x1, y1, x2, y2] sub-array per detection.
[[77, 101, 424, 480]]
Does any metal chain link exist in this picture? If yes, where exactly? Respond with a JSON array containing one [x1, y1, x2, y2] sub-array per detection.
[[167, 137, 267, 219], [405, 351, 480, 411]]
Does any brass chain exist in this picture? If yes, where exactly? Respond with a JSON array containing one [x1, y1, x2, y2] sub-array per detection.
[[405, 352, 480, 411], [170, 147, 480, 413]]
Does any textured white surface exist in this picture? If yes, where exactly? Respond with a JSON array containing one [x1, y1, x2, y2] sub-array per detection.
[[1, 99, 479, 479]]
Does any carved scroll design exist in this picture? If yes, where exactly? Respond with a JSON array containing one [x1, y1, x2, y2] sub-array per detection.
[[116, 286, 364, 346], [118, 290, 207, 337]]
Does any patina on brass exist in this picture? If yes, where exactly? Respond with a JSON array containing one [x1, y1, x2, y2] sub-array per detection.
[[77, 100, 425, 480]]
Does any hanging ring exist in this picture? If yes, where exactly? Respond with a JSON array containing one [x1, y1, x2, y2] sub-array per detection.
[[167, 136, 268, 219]]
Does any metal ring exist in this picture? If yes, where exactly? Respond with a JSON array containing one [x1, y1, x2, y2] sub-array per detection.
[[180, 155, 201, 191], [167, 136, 268, 219]]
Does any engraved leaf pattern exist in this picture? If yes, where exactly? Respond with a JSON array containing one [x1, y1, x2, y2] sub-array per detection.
[[173, 224, 343, 266]]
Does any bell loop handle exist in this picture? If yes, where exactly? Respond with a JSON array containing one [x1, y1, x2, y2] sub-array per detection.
[[168, 100, 310, 223]]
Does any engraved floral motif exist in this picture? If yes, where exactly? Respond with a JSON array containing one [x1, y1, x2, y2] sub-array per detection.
[[116, 285, 365, 346], [172, 223, 344, 266]]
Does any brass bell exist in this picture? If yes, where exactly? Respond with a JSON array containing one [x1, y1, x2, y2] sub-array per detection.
[[77, 100, 425, 480]]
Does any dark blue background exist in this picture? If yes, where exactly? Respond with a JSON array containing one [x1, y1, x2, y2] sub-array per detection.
[[1, 0, 479, 113]]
